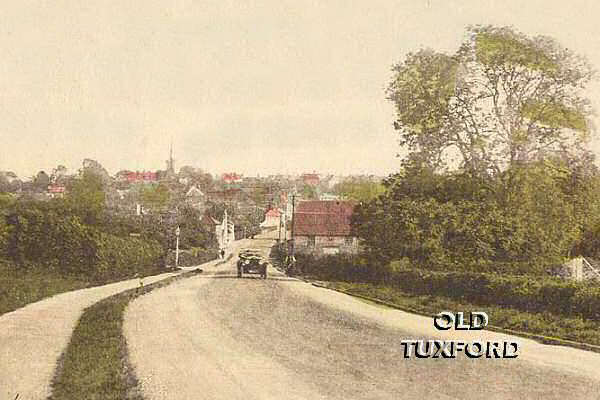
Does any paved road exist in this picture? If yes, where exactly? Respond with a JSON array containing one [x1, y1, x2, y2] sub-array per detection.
[[125, 237, 600, 400], [0, 271, 183, 400]]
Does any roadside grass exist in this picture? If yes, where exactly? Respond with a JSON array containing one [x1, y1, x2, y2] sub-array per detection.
[[0, 259, 165, 317], [48, 272, 194, 400], [0, 261, 89, 316], [326, 281, 600, 348]]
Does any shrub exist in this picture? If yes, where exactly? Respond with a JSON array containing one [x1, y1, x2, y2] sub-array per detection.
[[296, 254, 600, 321], [166, 246, 218, 267]]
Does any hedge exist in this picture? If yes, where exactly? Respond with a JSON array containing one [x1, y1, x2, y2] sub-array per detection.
[[94, 232, 164, 281], [293, 255, 600, 321], [166, 246, 218, 267], [389, 269, 600, 320]]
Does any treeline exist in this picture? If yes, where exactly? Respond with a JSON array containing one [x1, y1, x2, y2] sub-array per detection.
[[0, 169, 217, 283], [351, 160, 600, 274]]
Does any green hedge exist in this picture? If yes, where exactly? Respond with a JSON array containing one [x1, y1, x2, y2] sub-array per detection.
[[3, 200, 165, 279], [166, 246, 218, 267], [295, 255, 600, 321], [384, 268, 600, 321], [94, 233, 164, 280]]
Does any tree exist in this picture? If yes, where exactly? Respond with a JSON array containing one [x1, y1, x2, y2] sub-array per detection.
[[81, 159, 111, 186], [332, 177, 386, 203], [179, 166, 214, 191], [51, 165, 68, 182], [352, 165, 579, 271], [32, 171, 51, 193], [66, 169, 106, 224], [388, 25, 595, 177], [175, 205, 215, 249], [300, 184, 318, 200], [138, 184, 170, 212]]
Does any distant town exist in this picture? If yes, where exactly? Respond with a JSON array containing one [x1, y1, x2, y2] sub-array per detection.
[[0, 148, 385, 257]]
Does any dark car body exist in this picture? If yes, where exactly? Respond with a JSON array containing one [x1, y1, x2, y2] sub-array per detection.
[[237, 251, 267, 279]]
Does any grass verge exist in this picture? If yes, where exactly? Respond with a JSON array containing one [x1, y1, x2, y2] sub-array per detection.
[[325, 281, 600, 349], [47, 271, 196, 400], [0, 259, 166, 317]]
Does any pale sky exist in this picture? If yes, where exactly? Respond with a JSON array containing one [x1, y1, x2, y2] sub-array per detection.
[[1, 0, 600, 178]]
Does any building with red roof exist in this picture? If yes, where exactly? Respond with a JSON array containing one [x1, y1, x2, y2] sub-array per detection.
[[301, 173, 320, 186], [223, 173, 243, 184], [46, 184, 66, 198], [119, 170, 158, 183], [261, 207, 282, 228], [292, 200, 359, 255]]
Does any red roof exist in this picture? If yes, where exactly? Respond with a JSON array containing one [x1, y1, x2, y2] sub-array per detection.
[[293, 201, 355, 237], [125, 171, 157, 182], [223, 173, 243, 183], [47, 185, 66, 193], [265, 208, 281, 217], [301, 173, 320, 185]]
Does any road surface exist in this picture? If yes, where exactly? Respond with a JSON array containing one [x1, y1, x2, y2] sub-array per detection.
[[0, 270, 183, 400], [125, 236, 600, 400]]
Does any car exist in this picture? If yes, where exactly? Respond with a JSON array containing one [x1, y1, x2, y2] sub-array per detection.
[[237, 250, 268, 279]]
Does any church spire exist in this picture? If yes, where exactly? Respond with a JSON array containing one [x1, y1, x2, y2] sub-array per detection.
[[166, 140, 175, 174]]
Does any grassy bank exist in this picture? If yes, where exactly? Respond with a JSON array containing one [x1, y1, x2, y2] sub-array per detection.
[[48, 271, 194, 400], [326, 281, 600, 348], [0, 259, 165, 316]]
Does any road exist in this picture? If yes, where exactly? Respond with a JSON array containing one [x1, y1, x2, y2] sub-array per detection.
[[125, 236, 600, 400], [0, 271, 182, 400]]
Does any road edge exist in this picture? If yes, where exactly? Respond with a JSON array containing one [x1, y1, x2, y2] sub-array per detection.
[[307, 280, 600, 355]]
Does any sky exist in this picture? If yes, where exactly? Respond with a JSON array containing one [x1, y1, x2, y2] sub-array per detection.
[[1, 0, 600, 178]]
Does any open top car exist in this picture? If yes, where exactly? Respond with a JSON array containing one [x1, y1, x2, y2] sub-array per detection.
[[237, 250, 268, 279]]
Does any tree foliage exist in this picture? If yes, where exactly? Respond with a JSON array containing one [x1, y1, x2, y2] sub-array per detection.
[[332, 176, 386, 203], [388, 25, 595, 176], [178, 166, 214, 191], [66, 169, 106, 225], [137, 184, 170, 212], [352, 163, 585, 271]]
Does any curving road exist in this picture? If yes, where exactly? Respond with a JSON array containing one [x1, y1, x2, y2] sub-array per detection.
[[0, 271, 182, 400], [125, 236, 600, 400]]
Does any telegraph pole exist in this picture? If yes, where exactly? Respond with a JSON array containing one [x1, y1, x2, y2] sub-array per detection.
[[278, 212, 283, 243], [290, 194, 296, 261], [175, 226, 180, 267]]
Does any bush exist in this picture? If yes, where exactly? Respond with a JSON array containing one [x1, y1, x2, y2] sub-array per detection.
[[297, 254, 600, 321], [94, 233, 164, 281], [3, 199, 165, 279], [166, 246, 218, 267], [294, 254, 385, 282]]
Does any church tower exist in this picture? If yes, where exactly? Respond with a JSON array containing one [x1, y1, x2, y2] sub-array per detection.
[[166, 141, 175, 175]]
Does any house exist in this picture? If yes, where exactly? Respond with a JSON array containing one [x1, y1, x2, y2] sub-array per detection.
[[223, 173, 243, 186], [117, 170, 158, 184], [46, 184, 66, 198], [292, 200, 359, 256], [201, 212, 235, 251], [260, 207, 282, 228], [185, 185, 206, 210], [301, 173, 320, 186]]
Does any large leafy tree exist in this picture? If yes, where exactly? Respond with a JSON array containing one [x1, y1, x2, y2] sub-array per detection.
[[66, 169, 106, 224], [31, 171, 51, 193], [332, 176, 386, 203], [388, 25, 594, 176], [138, 184, 170, 212], [179, 166, 214, 191]]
